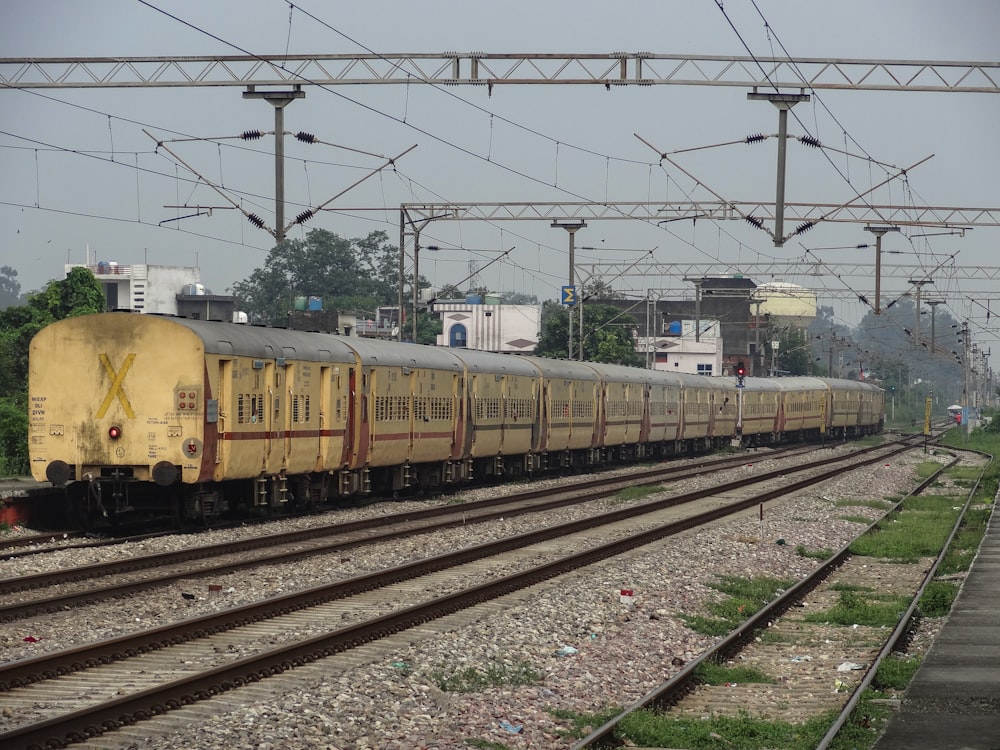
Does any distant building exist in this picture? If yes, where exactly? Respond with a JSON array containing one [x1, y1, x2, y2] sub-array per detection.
[[434, 297, 540, 352], [754, 281, 817, 326], [636, 319, 724, 376], [67, 262, 236, 321]]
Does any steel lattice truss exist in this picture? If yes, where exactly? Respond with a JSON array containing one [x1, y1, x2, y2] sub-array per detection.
[[391, 201, 1000, 229], [577, 261, 1000, 283], [1, 54, 998, 92]]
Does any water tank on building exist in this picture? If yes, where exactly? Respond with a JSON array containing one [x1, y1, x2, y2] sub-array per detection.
[[466, 294, 483, 304], [183, 283, 206, 296], [667, 321, 682, 335], [232, 311, 248, 324], [97, 261, 110, 274], [308, 296, 323, 311], [293, 296, 308, 311]]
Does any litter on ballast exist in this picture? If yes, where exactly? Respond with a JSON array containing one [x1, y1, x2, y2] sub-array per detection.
[[837, 662, 866, 671]]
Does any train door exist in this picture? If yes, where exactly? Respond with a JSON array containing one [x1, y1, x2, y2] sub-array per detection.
[[318, 365, 331, 469], [284, 362, 295, 468], [452, 373, 465, 460], [263, 361, 275, 470], [215, 359, 230, 471]]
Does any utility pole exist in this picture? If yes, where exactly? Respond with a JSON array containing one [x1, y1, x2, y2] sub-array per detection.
[[684, 277, 704, 342], [908, 279, 932, 338], [926, 299, 944, 354], [242, 85, 305, 243], [864, 225, 900, 314], [551, 220, 586, 359], [747, 90, 810, 246], [400, 208, 454, 342]]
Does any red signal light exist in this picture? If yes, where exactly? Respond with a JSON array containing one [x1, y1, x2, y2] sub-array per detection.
[[108, 426, 122, 440], [736, 363, 746, 377]]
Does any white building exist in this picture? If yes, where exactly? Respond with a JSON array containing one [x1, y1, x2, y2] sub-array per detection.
[[434, 300, 541, 353], [636, 319, 724, 376], [67, 262, 202, 315]]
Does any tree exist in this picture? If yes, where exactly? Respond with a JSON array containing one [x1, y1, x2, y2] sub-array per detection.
[[535, 301, 640, 365], [232, 228, 400, 325], [0, 267, 104, 475], [0, 266, 22, 309]]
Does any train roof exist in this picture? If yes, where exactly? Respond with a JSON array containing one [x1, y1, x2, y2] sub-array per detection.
[[163, 316, 358, 362], [581, 360, 658, 385], [341, 337, 463, 372], [812, 377, 883, 393], [446, 348, 542, 378], [518, 356, 601, 382], [767, 376, 831, 391]]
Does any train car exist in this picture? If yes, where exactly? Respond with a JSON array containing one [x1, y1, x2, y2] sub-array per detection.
[[340, 337, 466, 495], [28, 313, 361, 523], [814, 377, 884, 437], [674, 372, 739, 451], [739, 377, 782, 443], [519, 356, 602, 470], [771, 377, 829, 440], [584, 360, 651, 463], [448, 348, 541, 479], [643, 370, 685, 455]]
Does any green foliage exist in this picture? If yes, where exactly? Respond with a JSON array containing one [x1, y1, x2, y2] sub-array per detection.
[[232, 228, 400, 325], [0, 396, 29, 476], [0, 267, 105, 474], [0, 265, 23, 309], [679, 575, 793, 636], [915, 461, 944, 478], [617, 708, 836, 750], [429, 661, 542, 693], [614, 485, 660, 503], [938, 506, 990, 575], [694, 661, 775, 685], [535, 301, 640, 364], [795, 544, 834, 560], [546, 707, 623, 740], [874, 654, 921, 690], [803, 589, 910, 628], [849, 502, 958, 562], [919, 581, 958, 617]]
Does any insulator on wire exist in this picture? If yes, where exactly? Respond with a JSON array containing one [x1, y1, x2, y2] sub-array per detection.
[[794, 221, 816, 235], [241, 130, 264, 141], [247, 213, 265, 229], [294, 209, 315, 225], [745, 133, 766, 144], [800, 135, 821, 148], [744, 215, 764, 229], [295, 131, 316, 144]]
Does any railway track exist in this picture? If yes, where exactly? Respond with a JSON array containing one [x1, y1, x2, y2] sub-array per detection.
[[573, 450, 977, 749], [0, 441, 853, 621], [0, 438, 892, 560], [0, 439, 930, 749]]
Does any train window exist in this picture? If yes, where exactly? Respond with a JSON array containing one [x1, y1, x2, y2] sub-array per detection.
[[238, 394, 245, 423], [293, 396, 300, 423], [305, 395, 311, 422]]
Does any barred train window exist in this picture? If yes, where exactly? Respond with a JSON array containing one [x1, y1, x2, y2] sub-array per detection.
[[238, 394, 245, 423]]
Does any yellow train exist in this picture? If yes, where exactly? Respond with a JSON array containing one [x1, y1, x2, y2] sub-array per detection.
[[28, 313, 884, 526]]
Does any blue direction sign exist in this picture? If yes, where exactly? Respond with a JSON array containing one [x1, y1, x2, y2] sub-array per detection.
[[561, 285, 577, 305]]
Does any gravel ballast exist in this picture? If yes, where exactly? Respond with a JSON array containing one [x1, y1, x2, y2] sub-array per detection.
[[0, 444, 969, 749]]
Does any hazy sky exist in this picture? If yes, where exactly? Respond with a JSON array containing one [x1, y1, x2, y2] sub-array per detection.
[[2, 1, 998, 352]]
